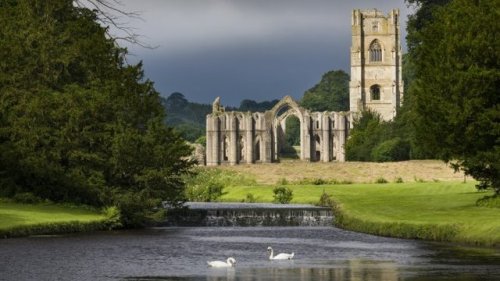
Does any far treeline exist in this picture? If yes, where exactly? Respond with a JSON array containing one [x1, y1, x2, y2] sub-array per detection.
[[0, 0, 497, 229]]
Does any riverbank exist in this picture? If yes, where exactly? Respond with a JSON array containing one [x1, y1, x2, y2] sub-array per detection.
[[0, 201, 116, 238], [220, 182, 499, 247]]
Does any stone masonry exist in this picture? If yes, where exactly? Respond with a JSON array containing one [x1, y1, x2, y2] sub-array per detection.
[[206, 96, 350, 165]]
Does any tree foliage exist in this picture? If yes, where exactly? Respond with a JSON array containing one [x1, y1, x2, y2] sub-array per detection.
[[239, 99, 280, 112], [0, 0, 194, 226], [273, 186, 293, 204], [345, 110, 412, 162], [301, 70, 350, 112], [409, 0, 500, 193]]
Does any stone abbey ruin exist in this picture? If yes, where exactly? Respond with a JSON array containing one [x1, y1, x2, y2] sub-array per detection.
[[205, 9, 403, 166], [206, 96, 349, 165]]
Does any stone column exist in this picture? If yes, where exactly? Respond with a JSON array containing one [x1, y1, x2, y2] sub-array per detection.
[[245, 115, 253, 164], [262, 128, 272, 163], [322, 114, 330, 162], [337, 114, 346, 162], [229, 114, 238, 165], [302, 116, 311, 161], [206, 115, 220, 166], [206, 115, 213, 165]]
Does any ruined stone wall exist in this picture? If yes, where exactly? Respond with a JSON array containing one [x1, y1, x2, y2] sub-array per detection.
[[206, 96, 350, 166]]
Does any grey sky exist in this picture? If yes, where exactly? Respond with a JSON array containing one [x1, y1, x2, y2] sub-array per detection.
[[114, 0, 414, 106]]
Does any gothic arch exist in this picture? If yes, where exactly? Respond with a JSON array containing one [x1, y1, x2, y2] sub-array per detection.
[[269, 96, 306, 162], [369, 40, 382, 62], [370, 84, 381, 100]]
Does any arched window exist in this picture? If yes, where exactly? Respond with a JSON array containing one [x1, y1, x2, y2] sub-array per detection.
[[369, 40, 382, 62], [370, 85, 381, 100]]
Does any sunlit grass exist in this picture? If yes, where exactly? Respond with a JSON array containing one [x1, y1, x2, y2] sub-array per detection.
[[0, 202, 108, 237], [220, 182, 499, 246]]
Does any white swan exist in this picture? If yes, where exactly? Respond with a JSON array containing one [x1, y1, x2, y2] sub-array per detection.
[[267, 246, 294, 260], [207, 257, 236, 267]]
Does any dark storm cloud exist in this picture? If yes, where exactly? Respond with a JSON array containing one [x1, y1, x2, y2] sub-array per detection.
[[115, 0, 413, 106]]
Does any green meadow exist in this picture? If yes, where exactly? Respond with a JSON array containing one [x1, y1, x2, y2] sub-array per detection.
[[0, 201, 110, 238], [220, 181, 500, 246]]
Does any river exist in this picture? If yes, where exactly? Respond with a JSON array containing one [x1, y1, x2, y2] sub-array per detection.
[[1, 226, 499, 281]]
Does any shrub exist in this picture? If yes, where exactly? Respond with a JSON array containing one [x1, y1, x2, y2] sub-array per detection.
[[184, 168, 255, 202], [12, 192, 44, 204], [476, 195, 500, 208], [318, 190, 333, 207], [273, 186, 293, 204], [340, 180, 353, 184], [371, 137, 411, 162], [395, 177, 404, 183], [414, 176, 426, 183], [312, 178, 327, 185], [242, 193, 257, 203], [185, 182, 224, 202], [277, 178, 289, 185], [375, 177, 388, 184]]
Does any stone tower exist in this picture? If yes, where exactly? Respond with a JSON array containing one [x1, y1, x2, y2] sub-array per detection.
[[349, 9, 403, 121]]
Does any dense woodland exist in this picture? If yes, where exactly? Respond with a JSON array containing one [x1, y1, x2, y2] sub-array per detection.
[[0, 0, 497, 227], [0, 0, 194, 226]]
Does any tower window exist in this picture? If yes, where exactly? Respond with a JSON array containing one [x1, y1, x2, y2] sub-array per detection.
[[369, 40, 382, 62], [372, 21, 379, 32], [370, 85, 381, 100]]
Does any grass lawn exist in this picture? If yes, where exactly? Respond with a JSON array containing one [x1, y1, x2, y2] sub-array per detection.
[[220, 181, 499, 246], [0, 202, 108, 237]]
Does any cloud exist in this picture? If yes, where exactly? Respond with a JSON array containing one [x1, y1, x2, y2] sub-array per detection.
[[117, 0, 411, 56], [104, 0, 414, 105]]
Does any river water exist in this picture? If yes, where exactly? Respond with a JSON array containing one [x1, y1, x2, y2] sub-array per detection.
[[1, 227, 499, 281]]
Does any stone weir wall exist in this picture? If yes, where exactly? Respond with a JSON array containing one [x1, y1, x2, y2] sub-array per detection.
[[163, 202, 334, 227], [205, 96, 352, 166]]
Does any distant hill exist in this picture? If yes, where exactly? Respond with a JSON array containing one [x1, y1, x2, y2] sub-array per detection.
[[162, 93, 278, 142], [163, 70, 348, 143]]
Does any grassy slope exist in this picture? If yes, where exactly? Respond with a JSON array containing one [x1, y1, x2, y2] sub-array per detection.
[[0, 202, 108, 237], [220, 182, 499, 246], [216, 160, 466, 185]]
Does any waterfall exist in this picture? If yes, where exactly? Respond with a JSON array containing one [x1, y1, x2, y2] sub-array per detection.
[[163, 202, 334, 227]]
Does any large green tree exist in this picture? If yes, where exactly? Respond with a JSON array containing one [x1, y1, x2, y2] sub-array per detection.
[[409, 0, 499, 193], [301, 70, 350, 112], [0, 0, 193, 226]]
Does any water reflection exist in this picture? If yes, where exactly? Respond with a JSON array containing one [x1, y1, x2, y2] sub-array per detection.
[[1, 227, 499, 281]]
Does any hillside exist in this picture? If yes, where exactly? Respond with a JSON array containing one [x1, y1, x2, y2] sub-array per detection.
[[214, 160, 467, 185]]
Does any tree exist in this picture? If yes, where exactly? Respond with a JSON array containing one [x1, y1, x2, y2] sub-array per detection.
[[409, 0, 499, 193], [165, 92, 188, 113], [239, 99, 280, 112], [405, 0, 452, 53], [345, 110, 390, 161], [301, 70, 349, 112], [0, 0, 194, 226]]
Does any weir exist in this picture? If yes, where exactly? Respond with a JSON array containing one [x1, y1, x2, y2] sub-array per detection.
[[163, 202, 334, 227]]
